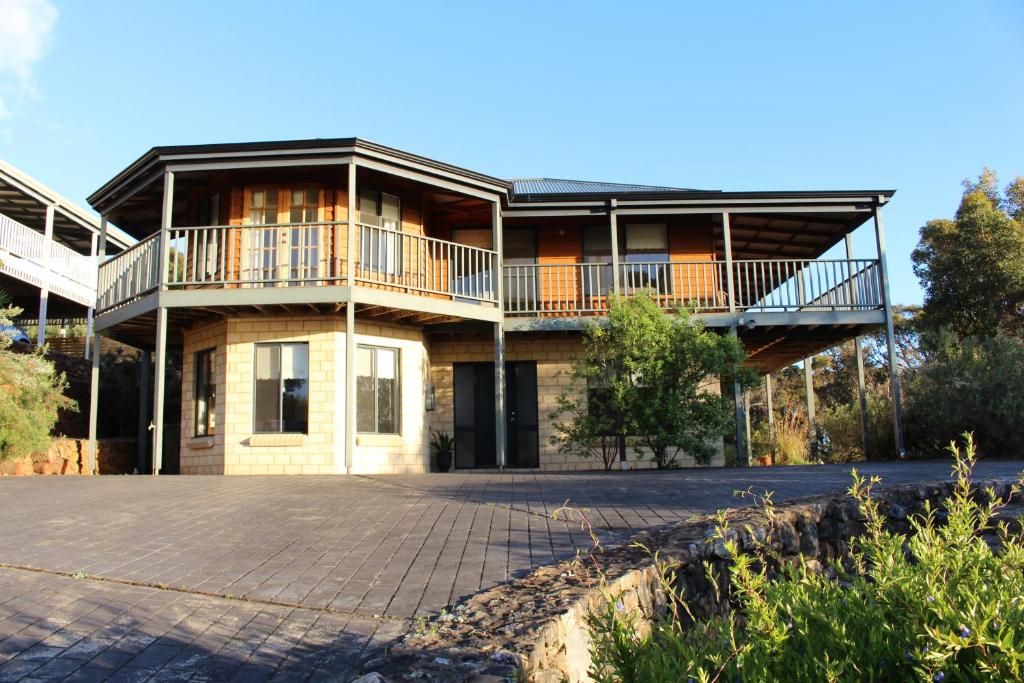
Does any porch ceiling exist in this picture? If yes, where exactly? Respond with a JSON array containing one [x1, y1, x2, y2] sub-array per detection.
[[738, 321, 880, 373]]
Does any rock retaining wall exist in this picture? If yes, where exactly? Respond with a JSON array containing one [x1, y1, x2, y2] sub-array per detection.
[[0, 437, 138, 476], [359, 476, 1020, 683]]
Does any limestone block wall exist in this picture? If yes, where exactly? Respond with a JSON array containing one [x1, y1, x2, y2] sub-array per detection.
[[178, 315, 430, 475], [351, 321, 431, 475]]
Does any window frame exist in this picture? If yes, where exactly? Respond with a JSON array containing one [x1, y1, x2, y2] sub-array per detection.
[[194, 347, 216, 437], [252, 342, 310, 434], [355, 344, 401, 435], [358, 189, 403, 275]]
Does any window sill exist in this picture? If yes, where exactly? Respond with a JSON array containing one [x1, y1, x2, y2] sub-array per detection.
[[247, 433, 306, 447], [356, 433, 403, 448], [188, 436, 216, 450]]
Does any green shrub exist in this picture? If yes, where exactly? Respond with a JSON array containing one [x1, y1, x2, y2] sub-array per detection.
[[904, 334, 1024, 458], [589, 435, 1024, 682], [819, 394, 897, 463], [0, 304, 77, 462]]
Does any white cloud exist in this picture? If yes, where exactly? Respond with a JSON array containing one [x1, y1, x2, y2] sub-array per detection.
[[0, 0, 58, 119]]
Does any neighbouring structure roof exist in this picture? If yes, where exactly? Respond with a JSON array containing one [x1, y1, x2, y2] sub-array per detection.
[[510, 177, 705, 198]]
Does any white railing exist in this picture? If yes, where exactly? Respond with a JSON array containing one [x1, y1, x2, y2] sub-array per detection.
[[0, 211, 97, 305], [503, 258, 882, 316], [503, 263, 612, 315], [97, 232, 161, 311], [96, 222, 500, 311], [165, 222, 342, 288], [354, 222, 498, 303], [733, 258, 881, 311], [620, 261, 727, 311]]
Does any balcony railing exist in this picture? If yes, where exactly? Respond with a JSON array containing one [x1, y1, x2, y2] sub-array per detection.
[[502, 258, 882, 317], [96, 221, 499, 312], [0, 211, 97, 307]]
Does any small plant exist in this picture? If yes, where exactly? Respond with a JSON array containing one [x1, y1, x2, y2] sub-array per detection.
[[430, 429, 455, 472], [588, 434, 1024, 682], [71, 570, 88, 580]]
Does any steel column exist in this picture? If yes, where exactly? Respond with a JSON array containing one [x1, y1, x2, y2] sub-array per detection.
[[804, 356, 816, 458], [493, 200, 507, 469], [345, 302, 356, 472], [731, 326, 747, 466], [137, 351, 150, 473], [36, 203, 55, 346], [743, 390, 753, 464], [846, 234, 870, 457], [765, 373, 774, 460], [722, 213, 736, 313], [873, 205, 905, 457], [84, 233, 97, 359], [152, 171, 173, 475], [347, 163, 356, 285], [609, 199, 620, 295], [86, 216, 108, 475]]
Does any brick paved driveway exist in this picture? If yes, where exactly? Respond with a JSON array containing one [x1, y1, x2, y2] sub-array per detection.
[[1, 460, 1021, 681]]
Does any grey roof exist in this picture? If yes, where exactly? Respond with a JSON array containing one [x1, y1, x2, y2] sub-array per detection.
[[510, 177, 704, 197]]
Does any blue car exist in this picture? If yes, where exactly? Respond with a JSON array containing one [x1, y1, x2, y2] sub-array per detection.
[[0, 324, 30, 344]]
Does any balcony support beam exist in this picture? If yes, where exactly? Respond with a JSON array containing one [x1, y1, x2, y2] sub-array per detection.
[[493, 200, 507, 469], [36, 203, 55, 346], [722, 213, 736, 313], [846, 234, 871, 457], [85, 233, 98, 360], [609, 199, 620, 295], [138, 350, 150, 474], [345, 301, 356, 474], [805, 356, 816, 459], [873, 204, 905, 457], [152, 171, 173, 475], [87, 215, 108, 475], [765, 373, 775, 461]]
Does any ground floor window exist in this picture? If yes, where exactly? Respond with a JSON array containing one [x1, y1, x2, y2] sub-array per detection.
[[194, 348, 216, 436], [254, 343, 309, 433], [357, 345, 399, 434]]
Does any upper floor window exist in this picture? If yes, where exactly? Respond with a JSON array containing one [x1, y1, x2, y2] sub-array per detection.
[[194, 348, 216, 437], [254, 343, 309, 433], [359, 189, 401, 230], [249, 189, 279, 225], [358, 189, 402, 275], [622, 223, 671, 294], [289, 189, 319, 224]]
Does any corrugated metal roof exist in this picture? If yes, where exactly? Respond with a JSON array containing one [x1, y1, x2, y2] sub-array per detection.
[[510, 177, 702, 197]]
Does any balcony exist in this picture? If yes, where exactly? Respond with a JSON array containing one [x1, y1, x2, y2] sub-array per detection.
[[502, 258, 882, 317], [0, 212, 97, 307], [97, 221, 499, 314]]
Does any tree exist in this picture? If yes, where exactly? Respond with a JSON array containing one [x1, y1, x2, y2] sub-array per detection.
[[0, 292, 76, 463], [550, 290, 754, 469], [911, 170, 1024, 338]]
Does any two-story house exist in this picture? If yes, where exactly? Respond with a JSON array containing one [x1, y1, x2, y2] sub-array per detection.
[[84, 138, 903, 475]]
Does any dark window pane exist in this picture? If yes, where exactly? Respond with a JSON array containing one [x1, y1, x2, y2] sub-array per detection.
[[195, 349, 215, 437], [281, 344, 308, 433], [356, 347, 375, 432], [254, 345, 280, 432]]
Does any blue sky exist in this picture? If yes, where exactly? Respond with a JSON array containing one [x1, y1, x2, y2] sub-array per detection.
[[1, 0, 1021, 305]]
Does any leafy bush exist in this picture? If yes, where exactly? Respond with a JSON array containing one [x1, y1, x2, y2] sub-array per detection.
[[589, 435, 1024, 682], [904, 334, 1024, 458], [0, 302, 76, 462], [819, 394, 896, 462]]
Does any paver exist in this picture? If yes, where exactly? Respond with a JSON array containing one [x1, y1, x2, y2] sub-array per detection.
[[1, 461, 1022, 680]]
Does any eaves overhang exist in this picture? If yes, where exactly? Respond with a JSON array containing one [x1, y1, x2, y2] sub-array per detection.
[[87, 137, 513, 214]]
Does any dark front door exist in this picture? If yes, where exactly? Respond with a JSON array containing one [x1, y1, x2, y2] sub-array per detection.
[[453, 361, 538, 469]]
